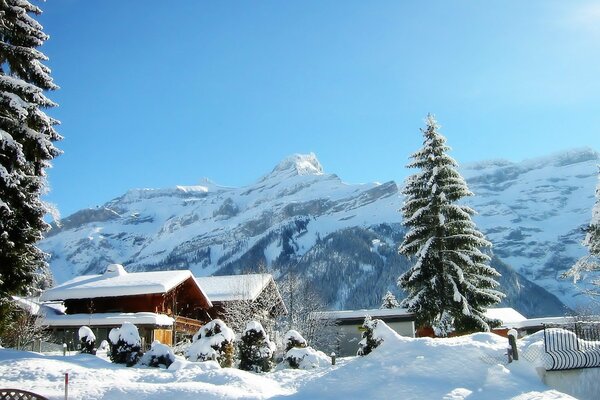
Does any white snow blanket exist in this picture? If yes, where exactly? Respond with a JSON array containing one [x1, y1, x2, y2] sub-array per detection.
[[0, 325, 591, 399]]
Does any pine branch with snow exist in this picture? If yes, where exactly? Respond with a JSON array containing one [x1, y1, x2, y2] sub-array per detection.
[[398, 115, 504, 335]]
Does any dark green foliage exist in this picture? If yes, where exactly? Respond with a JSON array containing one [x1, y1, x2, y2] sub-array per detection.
[[398, 115, 504, 336], [0, 0, 61, 320], [238, 322, 275, 373]]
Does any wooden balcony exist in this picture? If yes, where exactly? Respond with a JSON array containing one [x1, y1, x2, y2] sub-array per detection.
[[174, 315, 203, 335]]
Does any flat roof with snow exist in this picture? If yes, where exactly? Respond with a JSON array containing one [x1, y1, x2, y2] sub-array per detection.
[[195, 273, 274, 302], [314, 308, 415, 323], [484, 307, 527, 327], [40, 264, 208, 302]]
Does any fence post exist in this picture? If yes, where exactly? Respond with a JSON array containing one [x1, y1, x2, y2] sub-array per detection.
[[508, 329, 518, 362], [64, 372, 69, 400], [63, 343, 67, 356], [331, 352, 336, 365]]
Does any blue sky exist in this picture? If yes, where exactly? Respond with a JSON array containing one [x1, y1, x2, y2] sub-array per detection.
[[38, 1, 600, 217]]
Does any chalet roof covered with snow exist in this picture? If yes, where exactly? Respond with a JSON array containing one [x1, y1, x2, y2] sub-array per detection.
[[195, 273, 274, 302], [40, 264, 209, 303], [38, 312, 174, 327]]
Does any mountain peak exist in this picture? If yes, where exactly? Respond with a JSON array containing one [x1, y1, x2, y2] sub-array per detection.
[[262, 153, 324, 181]]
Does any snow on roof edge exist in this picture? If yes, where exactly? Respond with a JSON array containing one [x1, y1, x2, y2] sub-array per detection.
[[38, 312, 174, 327]]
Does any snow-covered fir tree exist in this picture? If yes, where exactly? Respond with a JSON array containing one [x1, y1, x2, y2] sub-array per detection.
[[238, 321, 276, 373], [357, 315, 382, 356], [0, 0, 61, 329], [398, 115, 504, 336], [564, 171, 600, 296], [380, 290, 400, 309]]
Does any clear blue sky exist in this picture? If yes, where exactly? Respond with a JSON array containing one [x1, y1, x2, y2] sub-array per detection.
[[38, 1, 600, 217]]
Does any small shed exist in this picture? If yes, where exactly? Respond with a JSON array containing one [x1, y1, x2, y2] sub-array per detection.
[[314, 308, 416, 357]]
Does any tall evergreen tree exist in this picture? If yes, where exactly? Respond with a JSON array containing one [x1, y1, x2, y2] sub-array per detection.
[[0, 0, 61, 326], [398, 115, 503, 336]]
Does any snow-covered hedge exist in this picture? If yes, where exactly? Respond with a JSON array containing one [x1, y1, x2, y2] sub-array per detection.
[[139, 340, 175, 368], [78, 326, 96, 354], [187, 319, 235, 367], [238, 321, 276, 372], [108, 322, 143, 366], [284, 346, 330, 370]]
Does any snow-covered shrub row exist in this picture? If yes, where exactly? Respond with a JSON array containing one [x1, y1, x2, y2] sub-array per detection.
[[238, 321, 276, 372], [108, 322, 143, 366], [187, 319, 235, 367], [139, 340, 176, 368], [78, 326, 96, 354]]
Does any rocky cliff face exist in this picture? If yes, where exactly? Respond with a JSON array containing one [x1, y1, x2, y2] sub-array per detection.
[[41, 149, 600, 316]]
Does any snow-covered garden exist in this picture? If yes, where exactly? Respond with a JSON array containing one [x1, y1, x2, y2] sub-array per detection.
[[2, 319, 599, 400]]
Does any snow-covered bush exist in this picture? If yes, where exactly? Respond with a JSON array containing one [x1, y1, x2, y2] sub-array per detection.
[[187, 319, 235, 367], [238, 321, 276, 372], [108, 322, 143, 366], [78, 326, 96, 354], [283, 329, 307, 352], [284, 346, 330, 369], [139, 340, 175, 368], [357, 316, 383, 356]]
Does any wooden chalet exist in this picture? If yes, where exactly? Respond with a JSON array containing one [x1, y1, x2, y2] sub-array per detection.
[[39, 264, 212, 348]]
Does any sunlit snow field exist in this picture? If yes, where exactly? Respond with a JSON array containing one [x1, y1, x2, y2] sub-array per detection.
[[3, 325, 598, 400]]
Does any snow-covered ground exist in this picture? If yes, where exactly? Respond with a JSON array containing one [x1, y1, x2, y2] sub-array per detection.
[[2, 327, 597, 400]]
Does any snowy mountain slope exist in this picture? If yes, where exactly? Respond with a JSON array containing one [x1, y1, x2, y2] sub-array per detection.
[[463, 148, 600, 309], [41, 150, 599, 314]]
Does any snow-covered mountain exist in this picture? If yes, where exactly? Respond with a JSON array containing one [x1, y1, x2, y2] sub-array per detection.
[[41, 149, 599, 316]]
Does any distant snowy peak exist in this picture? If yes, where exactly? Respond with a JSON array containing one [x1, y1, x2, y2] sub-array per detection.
[[260, 153, 324, 182]]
